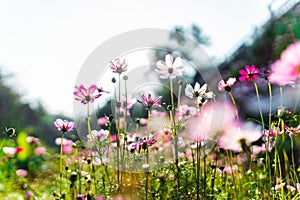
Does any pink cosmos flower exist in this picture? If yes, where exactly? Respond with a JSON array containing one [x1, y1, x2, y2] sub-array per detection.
[[218, 77, 237, 92], [55, 138, 73, 154], [55, 138, 73, 145], [155, 54, 184, 79], [26, 190, 34, 199], [139, 118, 148, 126], [218, 122, 262, 152], [89, 129, 109, 141], [16, 169, 28, 177], [239, 65, 260, 82], [97, 117, 109, 126], [74, 85, 102, 104], [75, 194, 86, 200], [137, 93, 162, 110], [217, 165, 238, 174], [26, 136, 40, 144], [272, 182, 286, 191], [186, 103, 236, 142], [62, 145, 73, 155], [286, 185, 296, 192], [54, 118, 75, 133], [177, 104, 196, 120], [110, 134, 117, 142], [269, 41, 300, 85], [285, 124, 300, 138], [34, 146, 46, 155], [110, 58, 127, 74], [118, 98, 136, 116], [268, 60, 296, 86]]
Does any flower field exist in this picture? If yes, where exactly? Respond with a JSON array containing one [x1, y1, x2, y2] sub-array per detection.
[[1, 43, 300, 200]]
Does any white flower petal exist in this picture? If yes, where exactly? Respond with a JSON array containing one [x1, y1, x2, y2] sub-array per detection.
[[165, 54, 174, 68], [194, 82, 200, 91]]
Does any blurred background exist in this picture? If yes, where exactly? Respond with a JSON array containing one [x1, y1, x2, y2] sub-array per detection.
[[0, 0, 299, 145]]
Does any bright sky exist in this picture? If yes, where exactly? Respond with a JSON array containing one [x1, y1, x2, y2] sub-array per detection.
[[0, 0, 287, 117]]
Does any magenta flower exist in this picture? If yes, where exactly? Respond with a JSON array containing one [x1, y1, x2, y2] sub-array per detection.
[[239, 65, 260, 82], [74, 85, 102, 104], [137, 93, 162, 110], [110, 58, 127, 74], [156, 54, 183, 79], [218, 77, 236, 92], [54, 118, 75, 133]]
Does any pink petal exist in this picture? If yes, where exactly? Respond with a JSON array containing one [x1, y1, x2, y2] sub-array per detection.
[[54, 119, 64, 128], [79, 85, 88, 96], [239, 69, 247, 76], [239, 76, 246, 81], [153, 96, 162, 103], [245, 65, 252, 72], [141, 94, 147, 102], [88, 85, 97, 94], [147, 93, 153, 102]]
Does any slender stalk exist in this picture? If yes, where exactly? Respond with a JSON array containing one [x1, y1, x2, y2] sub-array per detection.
[[266, 81, 272, 187], [147, 110, 151, 164], [169, 78, 174, 107], [253, 81, 265, 130], [87, 103, 97, 195], [116, 74, 121, 192], [169, 78, 180, 196], [293, 83, 300, 114], [290, 137, 298, 183], [211, 146, 219, 199], [59, 132, 65, 196], [196, 141, 200, 200], [279, 86, 283, 107], [177, 81, 182, 109], [229, 92, 239, 120], [227, 150, 237, 199]]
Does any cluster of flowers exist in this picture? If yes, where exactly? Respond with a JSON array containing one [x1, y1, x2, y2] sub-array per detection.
[[52, 41, 300, 199]]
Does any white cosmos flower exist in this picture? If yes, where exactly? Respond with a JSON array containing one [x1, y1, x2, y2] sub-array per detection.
[[155, 54, 184, 79], [185, 82, 215, 101]]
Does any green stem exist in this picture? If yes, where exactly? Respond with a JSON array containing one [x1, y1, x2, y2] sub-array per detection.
[[169, 78, 180, 196], [147, 110, 151, 164], [291, 137, 298, 183], [170, 78, 174, 107], [265, 82, 272, 185], [229, 92, 239, 120], [177, 81, 182, 109], [60, 132, 65, 196], [196, 142, 200, 200], [254, 81, 265, 130], [280, 86, 283, 107]]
